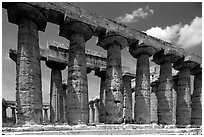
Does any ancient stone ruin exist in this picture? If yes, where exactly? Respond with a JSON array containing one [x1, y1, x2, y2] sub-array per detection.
[[2, 2, 202, 135]]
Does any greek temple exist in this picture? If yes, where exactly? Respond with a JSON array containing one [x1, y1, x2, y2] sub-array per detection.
[[2, 2, 202, 131]]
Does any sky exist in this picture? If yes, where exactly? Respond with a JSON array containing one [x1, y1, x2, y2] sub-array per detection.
[[1, 2, 202, 107]]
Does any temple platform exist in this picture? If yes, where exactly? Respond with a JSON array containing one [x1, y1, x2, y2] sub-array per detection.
[[2, 124, 202, 135]]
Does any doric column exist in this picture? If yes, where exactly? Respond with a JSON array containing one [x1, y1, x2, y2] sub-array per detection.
[[62, 83, 67, 123], [173, 59, 197, 126], [43, 106, 49, 123], [97, 32, 128, 124], [190, 66, 202, 126], [89, 101, 95, 124], [6, 3, 47, 124], [129, 43, 156, 124], [94, 99, 100, 124], [122, 72, 135, 123], [94, 67, 106, 123], [10, 106, 17, 124], [46, 61, 67, 123], [60, 21, 93, 125], [2, 98, 7, 123], [150, 80, 159, 124], [172, 75, 178, 126], [153, 50, 179, 125]]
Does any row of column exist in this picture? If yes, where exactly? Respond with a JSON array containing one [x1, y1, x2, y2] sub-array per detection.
[[151, 65, 202, 126], [2, 102, 50, 124], [5, 3, 202, 126]]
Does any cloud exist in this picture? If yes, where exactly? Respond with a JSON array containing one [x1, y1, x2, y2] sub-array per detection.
[[144, 16, 202, 49], [177, 17, 202, 48], [115, 6, 154, 23]]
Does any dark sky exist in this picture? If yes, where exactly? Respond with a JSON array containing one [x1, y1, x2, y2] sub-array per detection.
[[2, 2, 202, 104]]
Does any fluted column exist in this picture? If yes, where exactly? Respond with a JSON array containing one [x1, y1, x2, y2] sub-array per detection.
[[122, 72, 135, 123], [94, 99, 100, 124], [46, 61, 67, 123], [150, 80, 159, 124], [97, 32, 128, 124], [89, 101, 95, 124], [6, 3, 47, 125], [129, 43, 156, 124], [153, 50, 179, 125], [191, 66, 202, 126], [60, 21, 93, 125], [173, 59, 197, 125], [94, 68, 106, 123]]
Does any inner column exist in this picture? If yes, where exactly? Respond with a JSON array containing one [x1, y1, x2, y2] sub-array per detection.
[[122, 72, 135, 123], [46, 61, 67, 123], [59, 21, 93, 125], [94, 68, 106, 123]]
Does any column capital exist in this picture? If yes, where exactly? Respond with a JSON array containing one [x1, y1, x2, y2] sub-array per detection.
[[122, 72, 135, 80], [89, 100, 95, 107], [191, 65, 202, 75], [173, 75, 178, 81], [9, 106, 16, 110], [87, 68, 92, 74], [94, 67, 106, 78], [129, 43, 156, 58], [43, 107, 49, 110], [173, 58, 198, 70], [59, 21, 93, 41], [94, 98, 100, 104], [7, 3, 47, 31], [153, 49, 180, 65], [45, 60, 67, 70], [151, 80, 159, 88], [97, 32, 128, 50]]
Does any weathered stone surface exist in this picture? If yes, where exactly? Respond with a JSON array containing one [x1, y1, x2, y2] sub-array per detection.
[[6, 3, 48, 125], [10, 44, 107, 71], [4, 2, 201, 65], [129, 45, 156, 124], [60, 22, 93, 125], [98, 34, 126, 124], [60, 21, 93, 42], [173, 59, 197, 125], [153, 51, 178, 125], [89, 101, 94, 124], [150, 80, 159, 124], [94, 68, 106, 123], [7, 3, 47, 31], [97, 32, 128, 50], [129, 44, 156, 58], [191, 66, 202, 126], [94, 99, 100, 124], [122, 73, 134, 123]]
